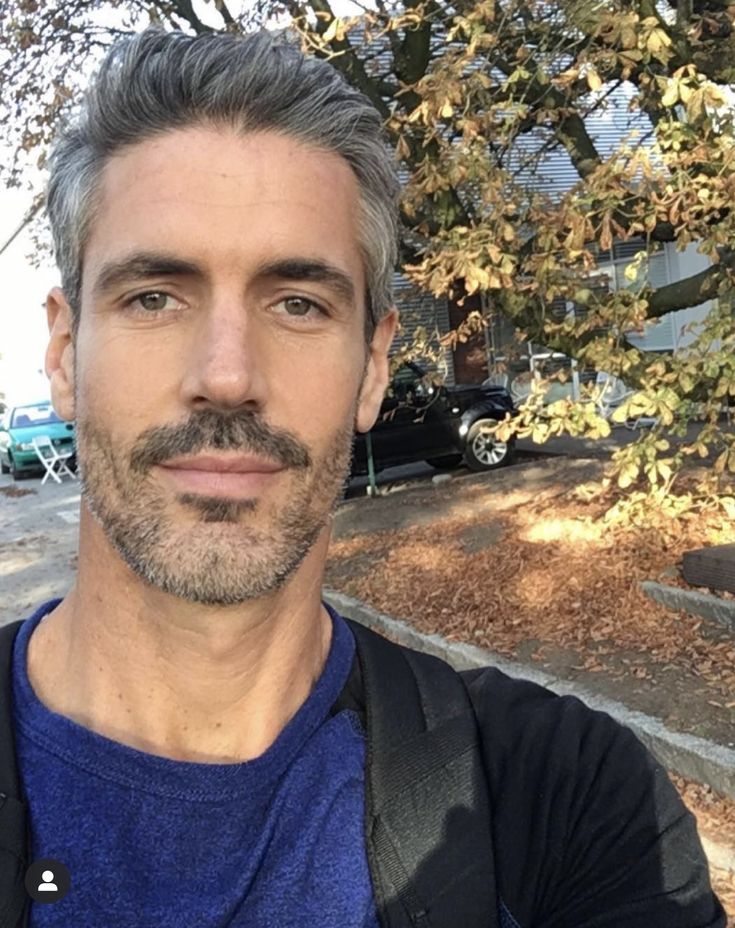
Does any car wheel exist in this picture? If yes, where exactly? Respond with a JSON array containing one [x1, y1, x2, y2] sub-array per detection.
[[425, 454, 463, 470], [463, 419, 511, 471], [9, 456, 25, 481]]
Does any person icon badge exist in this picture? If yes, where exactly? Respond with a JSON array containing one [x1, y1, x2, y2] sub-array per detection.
[[24, 858, 71, 903], [38, 870, 58, 892]]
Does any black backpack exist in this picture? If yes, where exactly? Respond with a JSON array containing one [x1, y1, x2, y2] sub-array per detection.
[[0, 617, 498, 928]]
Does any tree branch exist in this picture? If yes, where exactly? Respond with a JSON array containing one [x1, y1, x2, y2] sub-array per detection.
[[394, 0, 433, 84], [491, 55, 604, 180], [289, 0, 391, 117], [555, 111, 604, 180], [213, 0, 236, 26], [167, 0, 215, 33], [373, 0, 405, 67], [644, 253, 733, 317], [677, 0, 694, 28], [0, 199, 42, 259]]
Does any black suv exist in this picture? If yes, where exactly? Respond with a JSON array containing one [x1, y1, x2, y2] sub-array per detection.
[[352, 362, 515, 476]]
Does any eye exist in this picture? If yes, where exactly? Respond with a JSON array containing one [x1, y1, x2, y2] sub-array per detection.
[[273, 296, 326, 319], [128, 291, 181, 313]]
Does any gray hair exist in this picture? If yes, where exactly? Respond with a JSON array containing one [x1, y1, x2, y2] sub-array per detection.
[[46, 27, 399, 338]]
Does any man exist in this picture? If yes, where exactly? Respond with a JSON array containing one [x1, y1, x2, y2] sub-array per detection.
[[0, 27, 725, 928]]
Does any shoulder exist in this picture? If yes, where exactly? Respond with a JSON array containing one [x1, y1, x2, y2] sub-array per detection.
[[462, 666, 724, 927], [460, 664, 645, 851], [461, 664, 660, 854], [461, 664, 632, 767]]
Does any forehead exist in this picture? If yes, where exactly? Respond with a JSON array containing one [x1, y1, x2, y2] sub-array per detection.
[[82, 126, 364, 293]]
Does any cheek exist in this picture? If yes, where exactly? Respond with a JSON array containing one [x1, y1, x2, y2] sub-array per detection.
[[74, 330, 179, 434], [283, 354, 364, 435]]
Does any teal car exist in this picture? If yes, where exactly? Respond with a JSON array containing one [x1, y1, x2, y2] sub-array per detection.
[[0, 402, 75, 479]]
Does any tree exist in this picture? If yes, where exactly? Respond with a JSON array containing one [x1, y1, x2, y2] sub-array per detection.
[[2, 0, 735, 519]]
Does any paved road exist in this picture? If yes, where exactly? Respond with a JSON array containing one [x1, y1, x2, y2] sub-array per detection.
[[0, 471, 80, 626]]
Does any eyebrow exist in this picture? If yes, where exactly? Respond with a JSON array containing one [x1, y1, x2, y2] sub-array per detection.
[[92, 253, 202, 298], [91, 252, 357, 306], [254, 258, 357, 306]]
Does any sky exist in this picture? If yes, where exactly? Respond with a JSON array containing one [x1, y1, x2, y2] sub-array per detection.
[[0, 188, 57, 405], [0, 0, 366, 405]]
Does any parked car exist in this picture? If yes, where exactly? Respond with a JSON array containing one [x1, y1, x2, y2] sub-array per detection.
[[352, 362, 515, 477], [0, 402, 75, 479]]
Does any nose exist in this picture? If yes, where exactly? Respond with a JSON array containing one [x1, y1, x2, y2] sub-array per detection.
[[180, 299, 268, 412]]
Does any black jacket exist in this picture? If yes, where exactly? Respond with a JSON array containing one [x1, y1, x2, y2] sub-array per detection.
[[0, 616, 726, 928]]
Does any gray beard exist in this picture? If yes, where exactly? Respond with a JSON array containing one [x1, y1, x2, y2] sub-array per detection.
[[76, 407, 355, 605]]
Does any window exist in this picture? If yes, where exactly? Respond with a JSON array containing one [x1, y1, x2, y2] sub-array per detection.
[[11, 405, 62, 428]]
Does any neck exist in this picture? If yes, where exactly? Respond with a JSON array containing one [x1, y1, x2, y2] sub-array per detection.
[[26, 506, 334, 763]]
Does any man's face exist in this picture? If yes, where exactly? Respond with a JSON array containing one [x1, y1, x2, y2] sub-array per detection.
[[48, 127, 394, 604]]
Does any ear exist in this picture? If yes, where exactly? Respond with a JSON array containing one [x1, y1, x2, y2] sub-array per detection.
[[45, 287, 76, 422], [355, 308, 398, 433]]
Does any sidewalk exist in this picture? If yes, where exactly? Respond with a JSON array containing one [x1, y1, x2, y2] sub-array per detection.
[[0, 474, 80, 627], [516, 419, 713, 460]]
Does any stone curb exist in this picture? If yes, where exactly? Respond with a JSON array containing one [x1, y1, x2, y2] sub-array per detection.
[[324, 588, 735, 801], [641, 580, 735, 634]]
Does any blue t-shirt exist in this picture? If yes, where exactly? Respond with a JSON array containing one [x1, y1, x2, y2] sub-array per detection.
[[12, 601, 380, 927]]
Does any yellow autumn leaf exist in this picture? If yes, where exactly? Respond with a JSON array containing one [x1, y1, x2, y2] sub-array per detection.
[[589, 418, 612, 440], [322, 17, 342, 42], [646, 27, 672, 56], [620, 26, 638, 50], [586, 67, 603, 92], [686, 89, 705, 122], [661, 82, 679, 107], [396, 135, 411, 161], [617, 462, 640, 489], [532, 423, 549, 443], [610, 405, 629, 424], [657, 461, 673, 483]]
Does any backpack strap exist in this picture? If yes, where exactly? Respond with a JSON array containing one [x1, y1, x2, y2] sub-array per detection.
[[343, 619, 498, 928], [0, 620, 30, 928]]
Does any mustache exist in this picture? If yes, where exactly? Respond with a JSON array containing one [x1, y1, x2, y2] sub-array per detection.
[[128, 409, 312, 474]]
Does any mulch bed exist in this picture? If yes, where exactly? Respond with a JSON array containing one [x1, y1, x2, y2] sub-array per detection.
[[328, 484, 735, 694]]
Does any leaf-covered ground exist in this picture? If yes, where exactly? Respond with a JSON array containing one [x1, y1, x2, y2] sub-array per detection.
[[330, 458, 735, 742]]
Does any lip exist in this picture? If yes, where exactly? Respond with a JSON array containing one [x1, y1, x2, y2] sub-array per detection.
[[160, 454, 283, 474], [157, 454, 284, 498]]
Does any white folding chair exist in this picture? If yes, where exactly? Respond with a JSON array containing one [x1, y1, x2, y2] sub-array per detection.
[[594, 372, 634, 420], [510, 376, 533, 407], [32, 435, 77, 485], [483, 372, 509, 389], [594, 372, 658, 429]]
